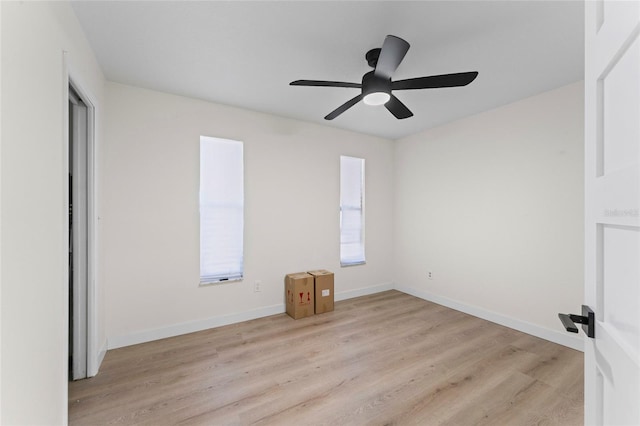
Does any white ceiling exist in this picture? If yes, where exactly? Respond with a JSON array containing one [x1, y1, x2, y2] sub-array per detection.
[[71, 1, 584, 140]]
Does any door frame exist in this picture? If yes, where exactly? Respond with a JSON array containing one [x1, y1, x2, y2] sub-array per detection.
[[64, 52, 100, 378]]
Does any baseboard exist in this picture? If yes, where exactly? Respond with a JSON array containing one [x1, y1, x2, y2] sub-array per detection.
[[107, 304, 284, 349], [107, 283, 396, 350], [86, 339, 108, 377], [107, 283, 580, 352], [98, 341, 107, 366], [395, 285, 584, 352], [92, 341, 107, 376], [335, 282, 394, 301]]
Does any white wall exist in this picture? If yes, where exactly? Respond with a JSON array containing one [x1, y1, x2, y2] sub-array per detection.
[[103, 83, 395, 348], [0, 2, 105, 424], [394, 82, 584, 350], [100, 81, 585, 351]]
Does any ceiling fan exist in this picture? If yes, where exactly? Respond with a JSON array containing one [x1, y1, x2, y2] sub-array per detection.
[[290, 35, 478, 120]]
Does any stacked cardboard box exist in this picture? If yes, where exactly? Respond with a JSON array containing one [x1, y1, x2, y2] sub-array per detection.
[[285, 272, 315, 319], [308, 270, 334, 314], [285, 270, 335, 319]]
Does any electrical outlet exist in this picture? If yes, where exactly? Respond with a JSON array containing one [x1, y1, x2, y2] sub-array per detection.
[[254, 280, 262, 292], [428, 271, 433, 280]]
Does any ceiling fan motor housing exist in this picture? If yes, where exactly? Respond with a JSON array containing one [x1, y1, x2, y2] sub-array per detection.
[[362, 71, 391, 97]]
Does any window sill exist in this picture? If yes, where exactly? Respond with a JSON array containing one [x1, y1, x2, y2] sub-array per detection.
[[199, 277, 243, 287], [341, 261, 366, 267]]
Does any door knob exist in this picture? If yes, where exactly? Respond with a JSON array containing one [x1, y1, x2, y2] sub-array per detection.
[[558, 305, 595, 338]]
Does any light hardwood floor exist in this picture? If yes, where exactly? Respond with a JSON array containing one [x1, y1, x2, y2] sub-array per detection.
[[69, 290, 583, 425]]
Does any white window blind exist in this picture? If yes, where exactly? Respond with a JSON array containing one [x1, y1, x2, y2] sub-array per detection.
[[340, 156, 365, 266], [200, 136, 244, 283]]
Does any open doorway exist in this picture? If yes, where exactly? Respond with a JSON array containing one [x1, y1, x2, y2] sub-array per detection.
[[68, 85, 89, 380]]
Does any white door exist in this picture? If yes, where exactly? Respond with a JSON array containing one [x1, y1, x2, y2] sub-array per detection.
[[584, 1, 640, 424]]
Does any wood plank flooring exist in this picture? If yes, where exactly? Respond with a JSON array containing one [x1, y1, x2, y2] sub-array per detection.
[[69, 290, 583, 425]]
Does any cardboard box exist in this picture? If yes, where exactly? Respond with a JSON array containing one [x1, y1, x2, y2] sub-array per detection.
[[285, 272, 315, 319], [308, 269, 334, 314]]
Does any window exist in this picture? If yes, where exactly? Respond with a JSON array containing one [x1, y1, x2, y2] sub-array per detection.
[[200, 136, 244, 283], [340, 156, 365, 266]]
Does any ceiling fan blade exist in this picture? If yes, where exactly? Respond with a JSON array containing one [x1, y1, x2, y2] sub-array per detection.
[[374, 35, 410, 80], [392, 71, 478, 90], [325, 94, 363, 120], [385, 95, 413, 119], [290, 80, 362, 89]]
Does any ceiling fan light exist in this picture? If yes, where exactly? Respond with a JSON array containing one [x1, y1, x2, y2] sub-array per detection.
[[363, 91, 390, 106]]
